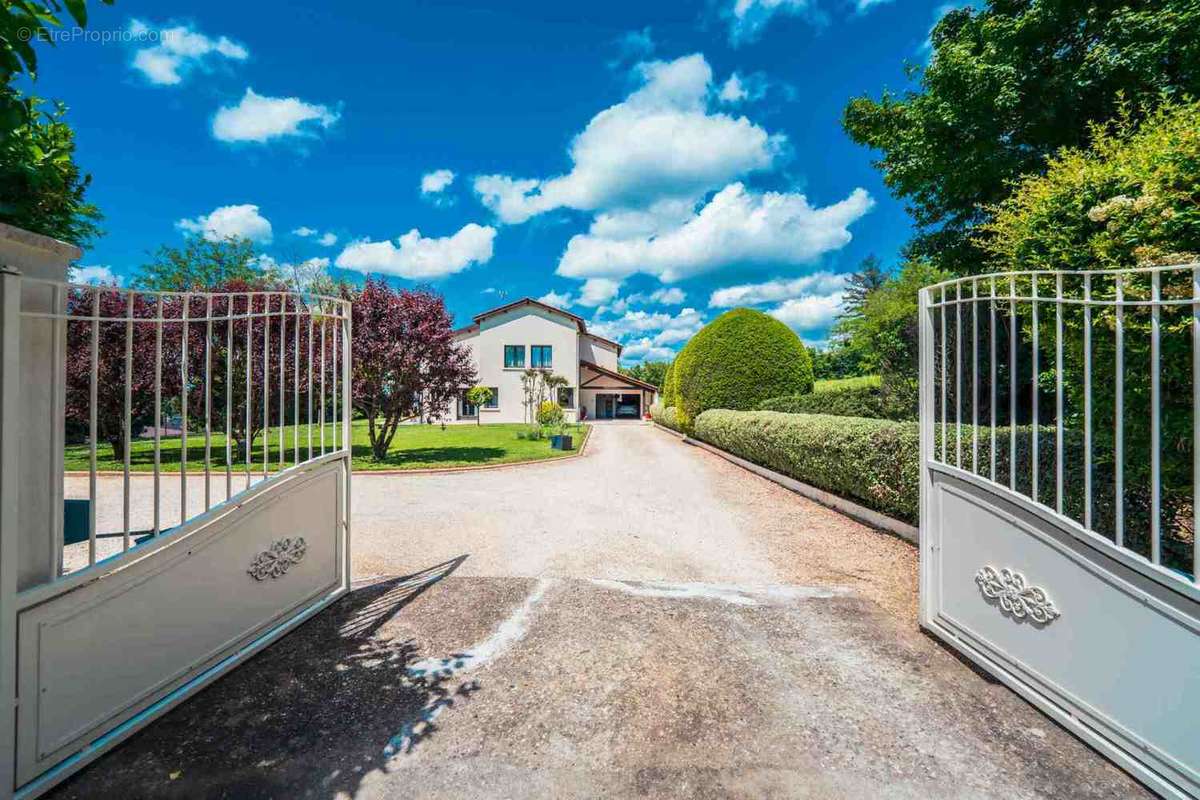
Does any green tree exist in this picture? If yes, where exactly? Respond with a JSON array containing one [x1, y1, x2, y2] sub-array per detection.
[[136, 236, 272, 291], [465, 385, 493, 426], [620, 360, 669, 388], [0, 93, 101, 246], [843, 0, 1200, 277], [839, 254, 887, 320]]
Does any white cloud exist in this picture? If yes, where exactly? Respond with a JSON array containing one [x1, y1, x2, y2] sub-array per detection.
[[474, 54, 784, 224], [621, 338, 678, 362], [69, 265, 122, 286], [558, 182, 873, 283], [482, 287, 498, 294], [718, 72, 769, 105], [708, 271, 847, 307], [537, 290, 574, 308], [176, 203, 273, 243], [421, 169, 456, 194], [293, 226, 317, 237], [212, 88, 339, 144], [726, 0, 821, 46], [588, 307, 705, 346], [599, 286, 687, 315], [767, 293, 845, 332], [317, 232, 338, 247], [856, 0, 893, 11], [129, 20, 248, 85], [334, 223, 496, 279], [577, 278, 621, 307]]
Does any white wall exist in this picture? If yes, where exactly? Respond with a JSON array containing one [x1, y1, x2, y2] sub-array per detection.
[[580, 336, 620, 371], [451, 305, 580, 423]]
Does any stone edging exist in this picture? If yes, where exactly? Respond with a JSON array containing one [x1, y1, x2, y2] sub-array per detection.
[[651, 424, 917, 544], [66, 425, 593, 478]]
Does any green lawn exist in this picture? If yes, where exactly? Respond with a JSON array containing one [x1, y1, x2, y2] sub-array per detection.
[[65, 420, 590, 472]]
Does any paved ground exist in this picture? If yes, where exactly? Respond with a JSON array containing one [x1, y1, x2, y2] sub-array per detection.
[[51, 423, 1151, 799]]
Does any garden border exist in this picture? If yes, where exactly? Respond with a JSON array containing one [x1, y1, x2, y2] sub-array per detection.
[[652, 423, 917, 544]]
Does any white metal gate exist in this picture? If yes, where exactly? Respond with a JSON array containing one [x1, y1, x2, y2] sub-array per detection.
[[0, 262, 352, 798], [919, 266, 1199, 799]]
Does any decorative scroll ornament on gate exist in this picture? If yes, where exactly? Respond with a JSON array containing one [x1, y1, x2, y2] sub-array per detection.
[[974, 566, 1060, 625], [248, 537, 308, 581]]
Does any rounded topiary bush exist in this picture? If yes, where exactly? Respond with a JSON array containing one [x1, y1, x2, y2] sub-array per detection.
[[660, 360, 678, 407], [673, 308, 813, 432]]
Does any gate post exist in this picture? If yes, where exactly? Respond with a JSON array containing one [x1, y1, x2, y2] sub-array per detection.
[[0, 266, 21, 799], [917, 286, 936, 629]]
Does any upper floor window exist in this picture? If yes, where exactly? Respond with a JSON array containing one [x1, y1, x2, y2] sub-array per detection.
[[504, 345, 525, 368], [531, 345, 552, 368]]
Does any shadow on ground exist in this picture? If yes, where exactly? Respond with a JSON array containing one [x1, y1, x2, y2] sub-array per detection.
[[350, 443, 507, 467], [48, 556, 474, 800]]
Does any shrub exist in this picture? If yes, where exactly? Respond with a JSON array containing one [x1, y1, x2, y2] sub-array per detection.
[[660, 361, 678, 408], [650, 402, 682, 433], [673, 308, 813, 433], [758, 375, 911, 420], [536, 400, 564, 428], [692, 410, 1153, 543]]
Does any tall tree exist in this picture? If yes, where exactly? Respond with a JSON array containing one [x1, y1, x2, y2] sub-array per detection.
[[136, 236, 270, 291], [838, 254, 887, 320], [619, 360, 669, 388], [843, 0, 1200, 276], [351, 280, 476, 461]]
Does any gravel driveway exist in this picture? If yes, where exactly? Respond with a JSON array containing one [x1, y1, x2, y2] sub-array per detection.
[[52, 422, 1150, 799]]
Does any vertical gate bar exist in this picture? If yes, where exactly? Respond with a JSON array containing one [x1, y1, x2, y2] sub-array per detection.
[[180, 293, 189, 526], [1009, 275, 1017, 492], [990, 276, 997, 481], [1084, 274, 1093, 531], [320, 316, 326, 456], [333, 314, 340, 452], [940, 286, 946, 463], [279, 295, 286, 472], [1115, 274, 1125, 546], [308, 313, 314, 461], [225, 294, 233, 500], [342, 303, 353, 590], [123, 296, 132, 551], [1031, 274, 1039, 504], [292, 304, 298, 456], [972, 278, 979, 473], [0, 269, 24, 798], [955, 282, 962, 468], [153, 294, 163, 538], [1055, 274, 1064, 515], [263, 294, 270, 479], [1194, 267, 1199, 582], [245, 294, 252, 490], [917, 287, 935, 625], [1151, 270, 1161, 564], [204, 295, 212, 512], [88, 288, 99, 565]]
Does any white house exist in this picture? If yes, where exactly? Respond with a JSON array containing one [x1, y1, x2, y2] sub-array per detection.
[[448, 297, 658, 423]]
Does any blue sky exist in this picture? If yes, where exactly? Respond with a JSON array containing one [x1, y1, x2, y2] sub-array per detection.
[[29, 0, 954, 362]]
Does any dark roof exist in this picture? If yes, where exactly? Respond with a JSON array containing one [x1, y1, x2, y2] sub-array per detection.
[[580, 360, 659, 392]]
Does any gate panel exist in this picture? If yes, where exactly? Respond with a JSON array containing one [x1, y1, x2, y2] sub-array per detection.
[[15, 460, 344, 785], [919, 267, 1200, 800], [927, 469, 1199, 797]]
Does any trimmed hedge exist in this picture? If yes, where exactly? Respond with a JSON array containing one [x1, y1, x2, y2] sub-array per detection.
[[758, 374, 905, 420], [650, 402, 683, 433], [674, 308, 813, 432], [693, 410, 1088, 525]]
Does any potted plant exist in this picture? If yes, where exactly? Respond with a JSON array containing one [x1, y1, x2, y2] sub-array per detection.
[[537, 401, 569, 448]]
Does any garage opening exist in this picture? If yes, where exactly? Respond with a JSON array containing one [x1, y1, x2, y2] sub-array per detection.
[[596, 392, 641, 420]]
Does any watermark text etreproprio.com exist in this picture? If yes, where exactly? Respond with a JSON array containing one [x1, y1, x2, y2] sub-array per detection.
[[16, 27, 161, 45]]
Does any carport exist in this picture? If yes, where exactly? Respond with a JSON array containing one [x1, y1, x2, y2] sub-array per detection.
[[578, 360, 657, 421]]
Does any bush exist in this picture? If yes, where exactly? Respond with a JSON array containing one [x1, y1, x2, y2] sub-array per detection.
[[660, 361, 678, 408], [536, 400, 564, 428], [673, 308, 813, 433], [692, 410, 1134, 533], [650, 402, 682, 433], [757, 375, 913, 420]]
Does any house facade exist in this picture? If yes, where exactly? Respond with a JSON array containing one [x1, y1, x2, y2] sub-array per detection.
[[448, 297, 658, 423]]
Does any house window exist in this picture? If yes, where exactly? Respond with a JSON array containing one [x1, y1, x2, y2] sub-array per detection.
[[485, 387, 499, 409], [557, 387, 575, 408], [504, 345, 525, 368], [459, 392, 478, 418], [531, 345, 552, 368]]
